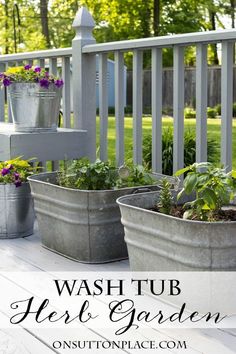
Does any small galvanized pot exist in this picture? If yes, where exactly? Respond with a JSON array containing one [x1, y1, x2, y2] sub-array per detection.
[[8, 83, 62, 132], [0, 182, 34, 239], [117, 191, 236, 271], [28, 172, 174, 263]]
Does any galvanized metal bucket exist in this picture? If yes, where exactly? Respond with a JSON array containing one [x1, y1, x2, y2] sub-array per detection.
[[28, 172, 175, 263], [0, 182, 34, 239], [117, 191, 236, 271], [8, 83, 62, 132]]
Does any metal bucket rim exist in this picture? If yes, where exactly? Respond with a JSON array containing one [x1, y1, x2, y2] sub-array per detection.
[[8, 82, 62, 88], [0, 181, 30, 187], [117, 192, 236, 225]]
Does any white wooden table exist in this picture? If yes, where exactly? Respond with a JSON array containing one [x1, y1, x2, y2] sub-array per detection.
[[0, 123, 87, 162]]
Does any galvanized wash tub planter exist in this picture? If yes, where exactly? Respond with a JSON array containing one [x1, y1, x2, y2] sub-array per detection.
[[0, 182, 34, 239], [8, 83, 62, 132], [28, 172, 172, 263], [117, 191, 236, 271]]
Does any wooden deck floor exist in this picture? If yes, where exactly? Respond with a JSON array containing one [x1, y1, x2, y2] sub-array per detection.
[[0, 225, 236, 353]]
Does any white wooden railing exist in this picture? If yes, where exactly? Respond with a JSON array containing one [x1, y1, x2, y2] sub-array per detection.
[[0, 7, 236, 172]]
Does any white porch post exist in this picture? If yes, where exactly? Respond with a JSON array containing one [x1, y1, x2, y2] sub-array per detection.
[[72, 7, 97, 161]]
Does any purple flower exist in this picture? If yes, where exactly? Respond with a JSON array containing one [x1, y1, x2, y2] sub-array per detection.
[[3, 78, 11, 86], [14, 172, 20, 180], [0, 73, 5, 78], [34, 66, 41, 73], [24, 64, 32, 70], [45, 71, 49, 77], [55, 79, 64, 88], [1, 168, 10, 176], [15, 179, 22, 188], [39, 78, 50, 88]]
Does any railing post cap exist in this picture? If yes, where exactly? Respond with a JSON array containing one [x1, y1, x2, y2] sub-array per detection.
[[72, 7, 95, 29]]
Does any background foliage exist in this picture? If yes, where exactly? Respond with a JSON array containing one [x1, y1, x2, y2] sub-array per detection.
[[0, 0, 235, 67]]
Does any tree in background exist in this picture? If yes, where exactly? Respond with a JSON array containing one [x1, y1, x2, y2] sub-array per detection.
[[40, 0, 50, 48], [0, 0, 235, 65], [0, 0, 46, 54], [48, 0, 78, 48]]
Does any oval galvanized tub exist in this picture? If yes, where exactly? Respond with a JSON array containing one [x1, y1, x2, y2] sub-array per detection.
[[8, 83, 62, 132], [0, 182, 34, 239], [28, 172, 175, 263], [117, 191, 236, 271]]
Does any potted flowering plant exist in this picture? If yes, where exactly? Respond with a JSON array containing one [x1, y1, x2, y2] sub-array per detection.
[[0, 65, 63, 132], [0, 157, 38, 238], [28, 159, 175, 263], [117, 162, 236, 271]]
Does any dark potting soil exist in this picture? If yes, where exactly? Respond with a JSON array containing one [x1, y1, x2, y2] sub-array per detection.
[[151, 205, 236, 222]]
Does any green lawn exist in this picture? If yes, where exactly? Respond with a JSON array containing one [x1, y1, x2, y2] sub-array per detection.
[[96, 117, 236, 169]]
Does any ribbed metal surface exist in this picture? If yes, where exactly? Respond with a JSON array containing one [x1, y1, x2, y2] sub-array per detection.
[[28, 172, 168, 263], [8, 83, 62, 132], [0, 183, 34, 239], [117, 191, 236, 271]]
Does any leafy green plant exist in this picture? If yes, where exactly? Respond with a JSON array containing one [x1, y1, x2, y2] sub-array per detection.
[[215, 103, 221, 116], [175, 162, 236, 221], [184, 107, 196, 119], [207, 107, 217, 118], [116, 164, 154, 188], [58, 158, 155, 190], [214, 102, 236, 117], [143, 129, 219, 175], [233, 103, 236, 118], [157, 178, 173, 215]]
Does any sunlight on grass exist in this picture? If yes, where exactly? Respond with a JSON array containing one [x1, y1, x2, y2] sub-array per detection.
[[96, 116, 236, 169]]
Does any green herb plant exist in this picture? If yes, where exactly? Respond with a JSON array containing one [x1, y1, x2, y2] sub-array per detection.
[[175, 162, 236, 221], [157, 178, 173, 215], [116, 165, 154, 188], [58, 158, 156, 190]]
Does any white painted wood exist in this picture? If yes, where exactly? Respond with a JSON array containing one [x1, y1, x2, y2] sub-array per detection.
[[0, 124, 87, 161], [196, 44, 208, 163], [62, 56, 71, 128], [49, 57, 57, 75], [115, 51, 125, 166], [99, 53, 108, 160], [133, 50, 143, 165], [152, 48, 162, 173], [221, 41, 234, 171], [0, 48, 72, 63], [0, 327, 56, 354], [83, 29, 236, 53], [173, 46, 185, 173], [39, 58, 45, 67], [72, 7, 96, 161], [159, 328, 236, 354], [51, 161, 59, 171], [0, 30, 235, 62], [0, 63, 5, 122]]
